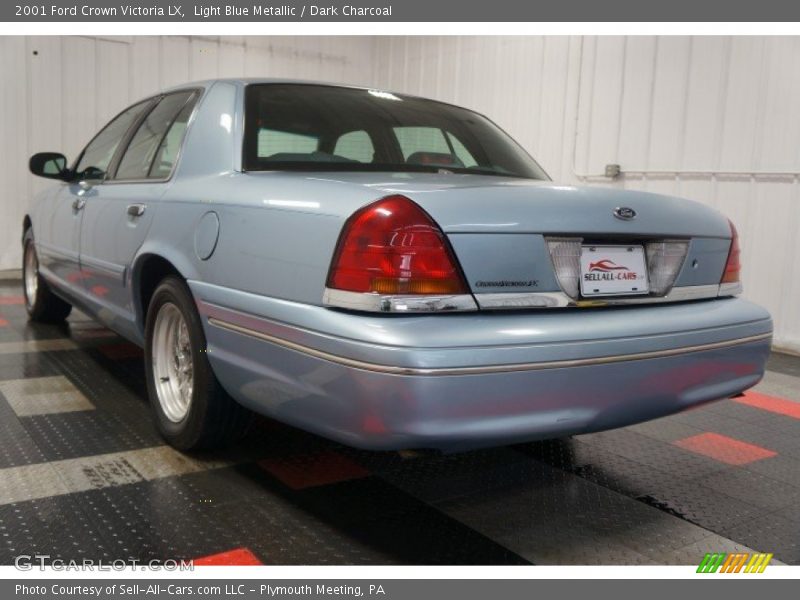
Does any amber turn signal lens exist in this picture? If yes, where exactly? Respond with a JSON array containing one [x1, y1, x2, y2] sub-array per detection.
[[721, 220, 741, 284]]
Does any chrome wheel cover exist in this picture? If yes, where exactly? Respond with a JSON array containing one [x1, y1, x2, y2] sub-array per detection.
[[24, 242, 38, 308], [152, 302, 194, 423]]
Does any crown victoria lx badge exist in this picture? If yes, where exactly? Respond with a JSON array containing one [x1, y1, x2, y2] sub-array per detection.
[[614, 206, 637, 220]]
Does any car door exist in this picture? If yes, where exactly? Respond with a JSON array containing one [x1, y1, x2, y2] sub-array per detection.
[[78, 90, 199, 334], [36, 101, 151, 289]]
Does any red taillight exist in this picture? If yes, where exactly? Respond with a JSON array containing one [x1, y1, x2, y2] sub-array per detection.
[[327, 195, 468, 295], [721, 220, 741, 284]]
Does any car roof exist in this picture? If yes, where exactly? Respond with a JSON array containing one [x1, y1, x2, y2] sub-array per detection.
[[159, 78, 466, 111], [162, 78, 378, 93]]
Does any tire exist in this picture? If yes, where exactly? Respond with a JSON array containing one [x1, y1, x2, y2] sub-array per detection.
[[144, 275, 252, 450], [22, 229, 72, 323]]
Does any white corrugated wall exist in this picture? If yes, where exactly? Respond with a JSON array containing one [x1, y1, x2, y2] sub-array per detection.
[[1, 35, 797, 352], [372, 36, 800, 353], [0, 34, 376, 270]]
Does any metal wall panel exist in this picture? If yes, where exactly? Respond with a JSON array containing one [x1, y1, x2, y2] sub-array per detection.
[[0, 38, 28, 272], [2, 35, 798, 352], [1, 34, 375, 272]]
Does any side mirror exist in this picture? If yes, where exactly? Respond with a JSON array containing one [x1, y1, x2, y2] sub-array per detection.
[[29, 152, 70, 181]]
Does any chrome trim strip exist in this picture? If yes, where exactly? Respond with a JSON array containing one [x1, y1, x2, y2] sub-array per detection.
[[475, 284, 722, 309], [324, 283, 726, 313], [34, 241, 79, 263], [588, 283, 720, 306], [719, 282, 744, 297], [207, 316, 772, 377], [322, 287, 478, 313], [80, 255, 126, 280], [475, 292, 571, 309]]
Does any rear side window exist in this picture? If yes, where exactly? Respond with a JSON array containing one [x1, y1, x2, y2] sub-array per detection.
[[148, 99, 197, 179], [115, 91, 196, 180], [74, 101, 150, 180]]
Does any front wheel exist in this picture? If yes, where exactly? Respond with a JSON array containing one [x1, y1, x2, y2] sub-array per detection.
[[22, 230, 72, 323], [144, 276, 252, 450]]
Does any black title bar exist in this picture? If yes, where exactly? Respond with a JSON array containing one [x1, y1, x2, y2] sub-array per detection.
[[5, 0, 800, 22]]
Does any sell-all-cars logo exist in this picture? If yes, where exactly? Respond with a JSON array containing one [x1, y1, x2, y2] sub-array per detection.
[[613, 206, 637, 220], [588, 259, 630, 272], [585, 259, 638, 281], [696, 552, 773, 573]]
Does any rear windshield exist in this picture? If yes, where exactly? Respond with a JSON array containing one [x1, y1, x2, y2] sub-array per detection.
[[243, 84, 548, 180]]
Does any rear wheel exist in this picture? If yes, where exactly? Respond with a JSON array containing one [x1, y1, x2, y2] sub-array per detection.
[[22, 230, 72, 323], [144, 276, 252, 450]]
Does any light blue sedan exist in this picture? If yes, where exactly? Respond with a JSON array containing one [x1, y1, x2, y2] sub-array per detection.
[[24, 80, 773, 451]]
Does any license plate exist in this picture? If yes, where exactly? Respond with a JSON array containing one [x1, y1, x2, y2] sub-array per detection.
[[580, 245, 649, 297]]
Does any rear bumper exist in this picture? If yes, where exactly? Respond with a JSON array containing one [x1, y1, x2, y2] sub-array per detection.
[[190, 281, 773, 450]]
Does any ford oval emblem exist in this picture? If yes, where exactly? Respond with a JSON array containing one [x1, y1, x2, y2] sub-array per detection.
[[614, 206, 637, 220]]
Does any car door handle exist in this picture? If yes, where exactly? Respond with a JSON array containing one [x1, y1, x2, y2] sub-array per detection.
[[71, 198, 86, 212], [127, 204, 146, 217]]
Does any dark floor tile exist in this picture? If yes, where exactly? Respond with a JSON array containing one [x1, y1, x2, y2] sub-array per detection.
[[0, 493, 113, 564], [374, 447, 535, 504], [636, 479, 764, 533], [0, 393, 47, 468], [698, 469, 800, 511], [742, 454, 800, 487], [20, 410, 161, 462], [719, 509, 800, 564], [75, 478, 250, 562]]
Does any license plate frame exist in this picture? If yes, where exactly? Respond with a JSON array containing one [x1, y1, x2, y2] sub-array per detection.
[[580, 245, 650, 297]]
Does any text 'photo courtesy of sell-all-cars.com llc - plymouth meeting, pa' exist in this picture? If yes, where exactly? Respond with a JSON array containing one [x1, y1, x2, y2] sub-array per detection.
[[23, 79, 772, 453]]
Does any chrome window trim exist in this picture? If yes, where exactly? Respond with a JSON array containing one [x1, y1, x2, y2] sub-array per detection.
[[322, 288, 478, 313], [207, 315, 772, 377]]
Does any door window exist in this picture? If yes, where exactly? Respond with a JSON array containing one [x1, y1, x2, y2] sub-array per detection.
[[148, 99, 197, 179], [74, 101, 150, 180], [115, 91, 197, 180]]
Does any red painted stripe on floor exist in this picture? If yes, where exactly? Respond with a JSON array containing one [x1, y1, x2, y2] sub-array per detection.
[[0, 317, 8, 327], [259, 450, 370, 490], [193, 548, 262, 566], [673, 432, 777, 465], [0, 296, 24, 305], [734, 391, 800, 420]]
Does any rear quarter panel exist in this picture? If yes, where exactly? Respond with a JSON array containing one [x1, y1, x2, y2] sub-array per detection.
[[141, 176, 347, 307]]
